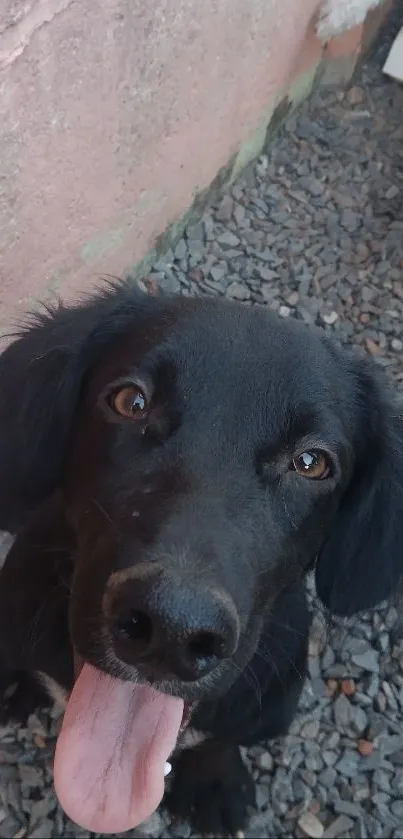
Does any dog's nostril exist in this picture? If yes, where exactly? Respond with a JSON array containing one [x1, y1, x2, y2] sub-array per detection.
[[108, 575, 238, 681], [115, 610, 153, 645], [187, 631, 226, 661]]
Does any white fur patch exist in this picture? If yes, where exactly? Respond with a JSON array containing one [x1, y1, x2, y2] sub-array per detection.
[[316, 0, 383, 40], [36, 671, 68, 710], [177, 726, 208, 752], [0, 532, 15, 569]]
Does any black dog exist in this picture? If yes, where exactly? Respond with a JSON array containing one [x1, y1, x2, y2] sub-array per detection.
[[0, 282, 402, 835]]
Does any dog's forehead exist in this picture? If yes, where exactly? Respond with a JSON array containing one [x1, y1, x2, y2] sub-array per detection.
[[137, 302, 345, 448], [159, 303, 327, 385]]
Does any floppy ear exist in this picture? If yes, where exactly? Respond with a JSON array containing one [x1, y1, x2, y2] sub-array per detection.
[[0, 282, 155, 531], [0, 493, 74, 686], [315, 356, 403, 617]]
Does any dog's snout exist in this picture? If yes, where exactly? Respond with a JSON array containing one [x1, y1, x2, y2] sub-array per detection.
[[106, 571, 239, 682]]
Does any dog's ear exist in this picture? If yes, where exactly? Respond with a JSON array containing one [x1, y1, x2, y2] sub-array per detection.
[[315, 355, 403, 617], [0, 494, 74, 686], [0, 282, 156, 530]]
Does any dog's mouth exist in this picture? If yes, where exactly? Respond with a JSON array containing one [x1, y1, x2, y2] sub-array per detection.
[[53, 652, 195, 834]]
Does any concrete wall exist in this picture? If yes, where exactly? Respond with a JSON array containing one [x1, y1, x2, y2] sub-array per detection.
[[0, 0, 391, 324]]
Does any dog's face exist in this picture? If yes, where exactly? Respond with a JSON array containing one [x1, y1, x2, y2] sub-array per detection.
[[0, 285, 402, 704], [65, 301, 351, 699]]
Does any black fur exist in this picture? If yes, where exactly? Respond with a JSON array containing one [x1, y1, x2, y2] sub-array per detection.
[[0, 281, 402, 835]]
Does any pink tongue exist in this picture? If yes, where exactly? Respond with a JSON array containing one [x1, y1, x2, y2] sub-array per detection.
[[54, 664, 184, 834]]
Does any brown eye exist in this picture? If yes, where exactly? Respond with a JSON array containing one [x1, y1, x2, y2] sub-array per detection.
[[110, 386, 148, 419], [292, 450, 331, 480]]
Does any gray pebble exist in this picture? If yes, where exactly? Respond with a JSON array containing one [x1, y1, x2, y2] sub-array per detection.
[[202, 213, 215, 241], [226, 281, 250, 301], [234, 203, 246, 225], [305, 754, 323, 773], [157, 273, 182, 294], [391, 800, 403, 819], [392, 768, 403, 795], [210, 263, 227, 284], [321, 647, 336, 671], [215, 195, 234, 222], [186, 222, 205, 242], [367, 712, 389, 739], [334, 799, 363, 817], [257, 751, 274, 772], [350, 705, 368, 734], [323, 816, 354, 838], [298, 811, 324, 838], [351, 649, 380, 673], [299, 769, 317, 787], [333, 695, 352, 730], [373, 768, 392, 794], [326, 733, 341, 751], [381, 734, 403, 757], [29, 821, 54, 839], [0, 817, 23, 839], [18, 764, 43, 788], [319, 767, 337, 787], [256, 782, 270, 809], [365, 673, 380, 699], [352, 778, 370, 803], [217, 230, 240, 248], [386, 185, 400, 200], [174, 239, 188, 261], [256, 266, 280, 282], [301, 721, 321, 740], [382, 681, 399, 711], [340, 209, 361, 232], [335, 751, 360, 778]]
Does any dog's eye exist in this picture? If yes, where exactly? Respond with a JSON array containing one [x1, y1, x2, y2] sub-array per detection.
[[292, 450, 331, 480], [110, 386, 148, 419]]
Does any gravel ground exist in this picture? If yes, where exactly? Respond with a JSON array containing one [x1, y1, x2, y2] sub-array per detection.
[[1, 15, 403, 839]]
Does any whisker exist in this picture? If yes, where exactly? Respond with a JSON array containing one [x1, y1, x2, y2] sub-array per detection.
[[91, 498, 120, 536], [231, 660, 262, 712], [255, 642, 286, 691], [24, 589, 63, 654], [268, 619, 309, 640], [262, 633, 304, 682], [281, 493, 298, 530]]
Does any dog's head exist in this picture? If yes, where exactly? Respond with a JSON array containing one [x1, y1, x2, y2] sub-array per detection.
[[0, 283, 402, 701]]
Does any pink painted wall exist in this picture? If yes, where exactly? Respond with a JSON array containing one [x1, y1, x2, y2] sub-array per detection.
[[0, 0, 330, 322]]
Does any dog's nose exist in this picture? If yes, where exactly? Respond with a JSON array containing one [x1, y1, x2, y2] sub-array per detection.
[[106, 572, 239, 682]]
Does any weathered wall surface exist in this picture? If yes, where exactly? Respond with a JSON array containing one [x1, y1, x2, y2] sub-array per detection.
[[0, 0, 390, 323]]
